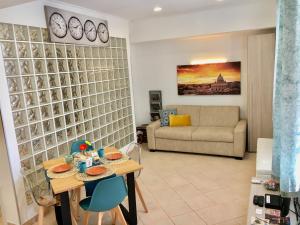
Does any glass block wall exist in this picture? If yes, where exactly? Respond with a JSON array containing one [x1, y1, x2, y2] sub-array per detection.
[[0, 23, 134, 204]]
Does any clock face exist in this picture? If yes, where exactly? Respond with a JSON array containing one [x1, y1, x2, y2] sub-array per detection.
[[97, 23, 109, 43], [84, 20, 97, 42], [49, 12, 67, 38], [68, 16, 83, 40]]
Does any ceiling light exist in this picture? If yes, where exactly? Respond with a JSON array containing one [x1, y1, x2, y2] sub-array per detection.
[[153, 6, 162, 12]]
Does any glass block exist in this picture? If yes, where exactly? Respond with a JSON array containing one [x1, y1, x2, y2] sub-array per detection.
[[0, 23, 14, 40], [1, 41, 16, 58], [56, 130, 67, 143], [103, 81, 109, 92], [38, 91, 50, 104], [80, 84, 88, 96], [84, 120, 92, 132], [112, 111, 118, 121], [84, 46, 92, 58], [55, 44, 66, 58], [76, 123, 84, 135], [91, 106, 98, 118], [50, 88, 62, 102], [95, 72, 101, 82], [15, 126, 29, 143], [47, 147, 58, 160], [96, 82, 103, 93], [78, 72, 87, 83], [105, 103, 111, 113], [58, 59, 67, 72], [92, 47, 99, 58], [83, 109, 91, 121], [93, 59, 100, 69], [30, 122, 43, 138], [36, 168, 46, 182], [60, 73, 70, 86], [73, 98, 82, 110], [93, 129, 100, 139], [71, 86, 80, 99], [99, 47, 105, 58], [122, 49, 127, 59], [7, 77, 22, 93], [82, 97, 90, 108], [87, 71, 95, 82], [24, 92, 38, 107], [61, 87, 71, 100], [111, 48, 117, 58], [102, 137, 108, 147], [4, 59, 19, 76], [68, 59, 77, 71], [33, 59, 46, 74], [100, 126, 106, 136], [54, 116, 65, 129], [86, 132, 93, 142], [14, 25, 29, 41], [113, 59, 118, 68], [74, 111, 83, 123], [18, 142, 32, 159], [27, 107, 40, 123], [98, 105, 105, 114], [48, 74, 59, 88], [66, 45, 75, 58], [47, 59, 58, 73], [113, 121, 118, 131], [31, 43, 44, 58], [66, 126, 76, 139], [36, 75, 48, 89], [63, 100, 73, 113], [21, 157, 34, 172], [13, 110, 27, 127], [88, 83, 96, 95], [43, 119, 54, 134], [10, 94, 24, 110], [100, 59, 107, 68], [106, 114, 112, 124], [19, 59, 33, 75], [58, 143, 68, 156], [70, 72, 79, 85], [34, 152, 46, 168], [109, 80, 115, 90], [44, 43, 55, 58], [29, 26, 42, 42], [77, 59, 85, 71], [53, 102, 63, 116], [22, 76, 35, 91], [45, 133, 56, 148], [95, 140, 102, 149], [42, 28, 50, 42], [75, 46, 84, 58], [65, 113, 74, 126], [85, 59, 93, 70], [92, 118, 100, 129]]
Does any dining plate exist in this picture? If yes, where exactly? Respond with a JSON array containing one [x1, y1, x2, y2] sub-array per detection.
[[52, 164, 72, 173], [86, 166, 107, 176], [106, 152, 123, 160]]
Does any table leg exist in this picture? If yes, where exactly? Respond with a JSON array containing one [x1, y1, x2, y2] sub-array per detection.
[[60, 191, 72, 225], [126, 172, 137, 225]]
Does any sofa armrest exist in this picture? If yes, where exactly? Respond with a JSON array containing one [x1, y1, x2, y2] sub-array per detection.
[[233, 120, 247, 158], [146, 120, 161, 150]]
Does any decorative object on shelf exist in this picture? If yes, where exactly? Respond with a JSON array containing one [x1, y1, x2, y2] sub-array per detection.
[[45, 6, 109, 46], [149, 90, 162, 121], [177, 62, 241, 95]]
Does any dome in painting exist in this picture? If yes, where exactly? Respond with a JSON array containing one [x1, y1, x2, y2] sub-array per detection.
[[216, 74, 226, 83]]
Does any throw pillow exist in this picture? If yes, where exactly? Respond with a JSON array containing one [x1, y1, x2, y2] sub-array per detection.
[[169, 114, 191, 127], [159, 109, 177, 126]]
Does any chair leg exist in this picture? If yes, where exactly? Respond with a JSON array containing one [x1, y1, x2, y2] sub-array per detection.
[[74, 187, 81, 220], [135, 180, 148, 213], [97, 212, 103, 225], [115, 206, 127, 225], [71, 212, 78, 225], [83, 212, 90, 225], [38, 206, 44, 225], [110, 210, 116, 224]]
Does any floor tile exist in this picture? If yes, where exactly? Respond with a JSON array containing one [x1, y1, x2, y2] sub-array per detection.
[[171, 212, 206, 225]]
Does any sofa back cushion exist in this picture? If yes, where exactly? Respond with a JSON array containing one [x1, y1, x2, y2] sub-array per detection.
[[199, 106, 239, 127], [166, 105, 200, 126]]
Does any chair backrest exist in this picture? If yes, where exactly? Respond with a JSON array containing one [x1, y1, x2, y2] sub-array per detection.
[[125, 143, 142, 177], [70, 140, 93, 155], [84, 174, 116, 197], [21, 169, 52, 206], [88, 176, 127, 212]]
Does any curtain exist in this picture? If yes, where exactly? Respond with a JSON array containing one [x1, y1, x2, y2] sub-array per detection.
[[272, 0, 300, 195]]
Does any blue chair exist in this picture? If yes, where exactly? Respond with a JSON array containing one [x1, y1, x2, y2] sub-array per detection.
[[80, 176, 128, 225], [70, 140, 93, 155]]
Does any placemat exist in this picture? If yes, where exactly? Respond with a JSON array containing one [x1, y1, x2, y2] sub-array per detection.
[[47, 164, 78, 179], [75, 166, 115, 182]]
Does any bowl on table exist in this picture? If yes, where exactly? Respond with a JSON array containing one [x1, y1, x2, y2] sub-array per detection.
[[106, 152, 123, 161], [85, 166, 107, 176], [52, 163, 72, 173]]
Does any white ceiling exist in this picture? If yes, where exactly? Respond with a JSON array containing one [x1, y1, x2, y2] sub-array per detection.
[[59, 0, 256, 20], [0, 0, 260, 21]]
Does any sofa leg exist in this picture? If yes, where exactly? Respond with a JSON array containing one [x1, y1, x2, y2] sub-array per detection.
[[235, 157, 243, 160], [149, 149, 156, 152]]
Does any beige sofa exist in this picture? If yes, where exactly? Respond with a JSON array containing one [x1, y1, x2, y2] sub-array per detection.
[[147, 105, 247, 159]]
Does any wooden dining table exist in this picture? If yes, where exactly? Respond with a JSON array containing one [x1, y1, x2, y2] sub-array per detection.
[[42, 148, 143, 225]]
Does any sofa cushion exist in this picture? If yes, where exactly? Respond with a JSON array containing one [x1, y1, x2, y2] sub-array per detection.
[[199, 106, 239, 127], [155, 126, 198, 141], [166, 105, 200, 126], [192, 127, 234, 143], [159, 109, 177, 126]]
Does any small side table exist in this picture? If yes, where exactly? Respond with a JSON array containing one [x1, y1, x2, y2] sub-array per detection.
[[136, 124, 149, 144]]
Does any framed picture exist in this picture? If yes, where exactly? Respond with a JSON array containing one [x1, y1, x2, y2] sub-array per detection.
[[177, 61, 241, 95]]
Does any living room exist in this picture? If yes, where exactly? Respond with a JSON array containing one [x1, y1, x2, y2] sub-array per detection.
[[0, 0, 297, 225]]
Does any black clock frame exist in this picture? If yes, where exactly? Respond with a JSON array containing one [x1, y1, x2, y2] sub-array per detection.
[[49, 12, 68, 38], [97, 22, 110, 43], [84, 20, 97, 42], [68, 16, 83, 40]]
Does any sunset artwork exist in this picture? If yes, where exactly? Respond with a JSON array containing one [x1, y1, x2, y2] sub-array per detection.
[[177, 62, 241, 95]]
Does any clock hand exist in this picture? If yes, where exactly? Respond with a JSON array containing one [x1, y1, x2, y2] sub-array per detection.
[[55, 22, 61, 29], [87, 27, 94, 33], [73, 25, 79, 29]]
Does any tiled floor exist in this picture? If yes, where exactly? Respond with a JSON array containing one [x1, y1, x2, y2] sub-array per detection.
[[38, 144, 256, 225]]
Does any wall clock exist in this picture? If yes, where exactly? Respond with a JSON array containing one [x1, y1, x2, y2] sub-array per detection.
[[49, 12, 67, 38], [45, 6, 110, 46], [97, 23, 109, 43], [68, 16, 83, 40], [84, 20, 97, 42]]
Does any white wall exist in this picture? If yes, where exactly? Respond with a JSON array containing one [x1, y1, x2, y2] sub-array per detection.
[[131, 30, 274, 125], [130, 0, 276, 43], [0, 1, 134, 224]]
